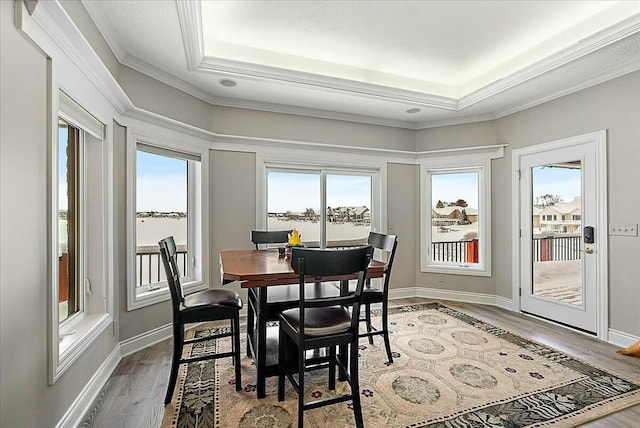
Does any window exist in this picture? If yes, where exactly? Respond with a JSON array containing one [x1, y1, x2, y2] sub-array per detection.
[[265, 167, 376, 248], [420, 147, 502, 276], [51, 92, 112, 383], [58, 120, 81, 323], [127, 134, 206, 310]]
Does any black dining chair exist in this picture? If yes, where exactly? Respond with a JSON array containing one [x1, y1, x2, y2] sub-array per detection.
[[247, 230, 340, 356], [159, 236, 243, 404], [332, 231, 398, 364], [251, 229, 292, 250], [278, 246, 373, 428]]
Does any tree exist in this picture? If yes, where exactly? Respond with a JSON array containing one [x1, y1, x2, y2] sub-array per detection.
[[455, 199, 468, 207], [536, 194, 563, 207], [436, 200, 444, 208]]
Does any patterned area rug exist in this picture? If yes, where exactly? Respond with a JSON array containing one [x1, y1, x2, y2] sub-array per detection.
[[162, 303, 640, 427]]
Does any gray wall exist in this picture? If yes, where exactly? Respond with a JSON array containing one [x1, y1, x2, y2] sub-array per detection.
[[496, 71, 640, 337], [0, 2, 118, 426], [413, 71, 640, 337]]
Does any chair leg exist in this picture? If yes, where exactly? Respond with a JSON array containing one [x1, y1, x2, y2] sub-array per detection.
[[328, 346, 336, 390], [297, 344, 306, 428], [382, 300, 393, 364], [233, 314, 242, 391], [365, 303, 374, 344], [350, 340, 364, 428], [278, 328, 286, 402], [165, 323, 184, 404]]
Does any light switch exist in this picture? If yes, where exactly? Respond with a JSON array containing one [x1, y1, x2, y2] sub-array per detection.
[[609, 224, 638, 236]]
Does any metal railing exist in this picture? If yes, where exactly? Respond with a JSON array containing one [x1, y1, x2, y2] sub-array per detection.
[[431, 236, 581, 263], [532, 236, 581, 262], [432, 240, 473, 263], [136, 245, 187, 287]]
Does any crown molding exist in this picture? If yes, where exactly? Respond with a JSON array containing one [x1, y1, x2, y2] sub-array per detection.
[[459, 14, 640, 109], [121, 53, 419, 129], [495, 55, 640, 120], [415, 113, 497, 130], [81, 0, 127, 61], [17, 0, 133, 114], [176, 0, 204, 71]]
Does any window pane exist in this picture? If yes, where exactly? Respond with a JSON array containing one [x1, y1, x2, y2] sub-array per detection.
[[326, 174, 371, 247], [431, 172, 479, 264], [267, 171, 321, 246], [136, 150, 188, 287], [58, 119, 80, 322]]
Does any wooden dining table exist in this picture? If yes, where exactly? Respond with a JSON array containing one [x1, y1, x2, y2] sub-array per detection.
[[220, 249, 386, 398]]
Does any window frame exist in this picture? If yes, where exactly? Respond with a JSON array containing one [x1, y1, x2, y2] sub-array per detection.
[[126, 129, 208, 311], [259, 161, 382, 248], [419, 147, 503, 277], [50, 91, 113, 384]]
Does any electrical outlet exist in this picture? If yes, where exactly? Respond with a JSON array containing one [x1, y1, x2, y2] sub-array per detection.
[[438, 274, 445, 283], [609, 224, 638, 237]]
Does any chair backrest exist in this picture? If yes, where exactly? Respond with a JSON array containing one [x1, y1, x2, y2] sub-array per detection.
[[291, 246, 373, 335], [158, 236, 184, 311], [367, 231, 398, 294], [251, 230, 293, 250]]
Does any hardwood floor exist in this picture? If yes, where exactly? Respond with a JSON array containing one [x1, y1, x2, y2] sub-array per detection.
[[81, 298, 640, 427]]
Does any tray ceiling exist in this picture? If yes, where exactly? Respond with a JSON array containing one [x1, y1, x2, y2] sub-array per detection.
[[83, 0, 640, 128]]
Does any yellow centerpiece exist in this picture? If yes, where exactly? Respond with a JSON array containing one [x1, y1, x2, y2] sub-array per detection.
[[287, 229, 302, 247]]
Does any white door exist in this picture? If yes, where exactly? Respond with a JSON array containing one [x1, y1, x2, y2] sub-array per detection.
[[518, 139, 599, 333]]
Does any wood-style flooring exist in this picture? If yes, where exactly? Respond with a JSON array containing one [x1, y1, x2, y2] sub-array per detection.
[[81, 298, 640, 427]]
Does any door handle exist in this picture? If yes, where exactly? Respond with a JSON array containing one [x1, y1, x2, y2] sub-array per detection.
[[584, 247, 594, 254]]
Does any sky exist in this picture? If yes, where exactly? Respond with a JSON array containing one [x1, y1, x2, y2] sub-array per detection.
[[136, 151, 187, 212], [267, 172, 371, 212], [532, 165, 581, 202], [431, 172, 478, 208]]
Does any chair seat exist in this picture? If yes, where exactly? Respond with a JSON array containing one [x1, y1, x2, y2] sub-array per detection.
[[281, 306, 351, 336], [182, 289, 243, 314]]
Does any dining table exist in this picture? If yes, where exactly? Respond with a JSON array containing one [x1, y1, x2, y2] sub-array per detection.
[[219, 248, 387, 398]]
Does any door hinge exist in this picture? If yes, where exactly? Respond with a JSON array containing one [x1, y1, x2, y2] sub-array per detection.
[[519, 287, 522, 296], [519, 229, 522, 238], [517, 169, 521, 180]]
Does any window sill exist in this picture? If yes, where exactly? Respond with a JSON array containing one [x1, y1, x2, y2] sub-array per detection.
[[422, 265, 491, 277], [53, 313, 112, 383], [127, 279, 207, 311]]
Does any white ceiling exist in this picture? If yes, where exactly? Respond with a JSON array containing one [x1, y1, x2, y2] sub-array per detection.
[[83, 0, 640, 129]]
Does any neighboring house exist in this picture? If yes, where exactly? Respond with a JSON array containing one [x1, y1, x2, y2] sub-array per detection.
[[535, 197, 582, 234], [431, 206, 478, 226]]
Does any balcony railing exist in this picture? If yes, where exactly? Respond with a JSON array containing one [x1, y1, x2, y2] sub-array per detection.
[[432, 239, 478, 263], [136, 245, 187, 287], [532, 236, 581, 262], [431, 236, 581, 264]]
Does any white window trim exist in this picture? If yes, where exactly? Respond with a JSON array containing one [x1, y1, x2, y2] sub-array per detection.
[[126, 128, 208, 311], [419, 145, 504, 277], [256, 149, 387, 240], [49, 91, 112, 384]]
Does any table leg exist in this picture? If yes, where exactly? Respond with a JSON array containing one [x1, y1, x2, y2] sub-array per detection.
[[339, 279, 349, 381], [246, 289, 255, 357], [256, 287, 268, 398]]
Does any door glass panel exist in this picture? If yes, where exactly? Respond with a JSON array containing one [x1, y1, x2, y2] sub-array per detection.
[[326, 174, 371, 248], [267, 171, 321, 246], [531, 162, 583, 306], [431, 172, 479, 264]]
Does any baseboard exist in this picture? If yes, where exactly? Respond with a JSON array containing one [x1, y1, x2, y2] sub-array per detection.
[[415, 287, 514, 309], [608, 328, 640, 348], [119, 322, 173, 357], [55, 345, 121, 428]]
